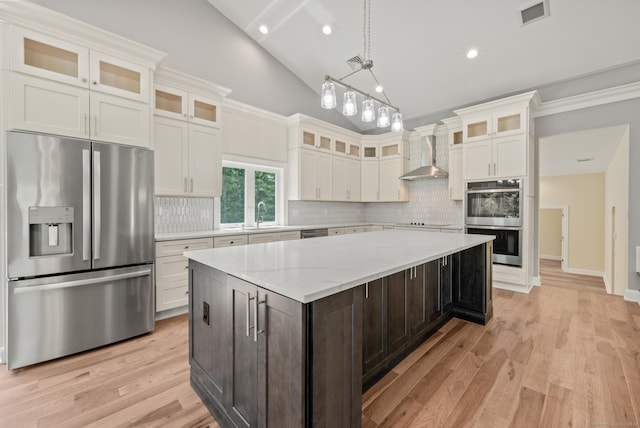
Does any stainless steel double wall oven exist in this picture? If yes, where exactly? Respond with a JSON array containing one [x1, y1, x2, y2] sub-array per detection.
[[6, 131, 155, 369], [465, 179, 523, 267]]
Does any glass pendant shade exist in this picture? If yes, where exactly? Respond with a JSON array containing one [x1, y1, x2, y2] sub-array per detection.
[[321, 81, 337, 109], [362, 99, 375, 122], [377, 106, 390, 127], [342, 91, 357, 116], [391, 112, 403, 132]]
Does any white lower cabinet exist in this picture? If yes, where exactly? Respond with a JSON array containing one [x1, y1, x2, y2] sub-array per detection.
[[155, 237, 213, 312], [328, 227, 345, 236], [213, 235, 248, 248], [12, 73, 150, 147], [247, 230, 301, 244]]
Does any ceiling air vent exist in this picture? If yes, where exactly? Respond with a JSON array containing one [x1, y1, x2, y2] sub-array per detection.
[[520, 1, 549, 25], [346, 55, 364, 71]]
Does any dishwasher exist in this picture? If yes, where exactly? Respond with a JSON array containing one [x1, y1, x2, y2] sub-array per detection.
[[300, 228, 328, 239]]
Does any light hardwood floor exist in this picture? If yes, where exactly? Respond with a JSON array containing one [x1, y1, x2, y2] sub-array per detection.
[[1, 274, 639, 427]]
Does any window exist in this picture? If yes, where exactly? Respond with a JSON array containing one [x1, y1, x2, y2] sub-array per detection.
[[220, 161, 283, 227]]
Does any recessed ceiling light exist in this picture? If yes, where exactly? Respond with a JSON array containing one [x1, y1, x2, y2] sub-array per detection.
[[259, 25, 269, 35], [375, 85, 383, 93], [322, 25, 332, 35], [466, 49, 478, 59]]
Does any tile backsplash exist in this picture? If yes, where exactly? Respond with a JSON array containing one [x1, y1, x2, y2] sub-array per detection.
[[365, 179, 463, 225], [155, 197, 214, 234], [288, 201, 366, 225]]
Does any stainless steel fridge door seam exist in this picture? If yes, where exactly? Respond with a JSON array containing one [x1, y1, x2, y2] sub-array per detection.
[[82, 148, 91, 261], [12, 269, 152, 294], [93, 150, 101, 261]]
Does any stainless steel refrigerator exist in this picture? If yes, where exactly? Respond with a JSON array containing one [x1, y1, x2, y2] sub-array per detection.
[[6, 131, 155, 369]]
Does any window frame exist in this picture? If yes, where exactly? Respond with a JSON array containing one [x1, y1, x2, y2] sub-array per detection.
[[219, 158, 285, 228]]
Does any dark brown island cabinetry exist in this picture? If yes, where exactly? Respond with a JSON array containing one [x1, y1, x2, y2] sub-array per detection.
[[189, 241, 492, 428]]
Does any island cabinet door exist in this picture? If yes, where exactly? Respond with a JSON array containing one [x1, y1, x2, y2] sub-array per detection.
[[452, 243, 493, 325], [190, 264, 230, 404], [425, 259, 442, 324], [226, 276, 305, 428], [387, 271, 409, 356], [311, 287, 363, 428], [228, 279, 259, 428], [440, 255, 453, 315], [407, 264, 427, 336], [362, 278, 386, 377], [257, 289, 305, 428]]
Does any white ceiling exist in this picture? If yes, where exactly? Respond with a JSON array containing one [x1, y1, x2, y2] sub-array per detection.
[[207, 0, 640, 131], [539, 125, 628, 176]]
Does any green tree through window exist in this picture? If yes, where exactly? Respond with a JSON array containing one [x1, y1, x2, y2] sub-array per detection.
[[221, 167, 245, 223], [255, 171, 276, 222]]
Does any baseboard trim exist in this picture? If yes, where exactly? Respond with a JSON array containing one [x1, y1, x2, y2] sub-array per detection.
[[566, 268, 604, 278], [155, 306, 188, 321], [540, 255, 562, 261], [531, 276, 542, 287], [624, 289, 640, 303], [493, 280, 535, 294], [603, 275, 612, 294]]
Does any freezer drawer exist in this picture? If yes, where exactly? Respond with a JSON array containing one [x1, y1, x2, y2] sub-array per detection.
[[7, 265, 155, 369]]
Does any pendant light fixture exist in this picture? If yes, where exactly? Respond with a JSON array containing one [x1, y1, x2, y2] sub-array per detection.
[[362, 98, 375, 122], [342, 90, 357, 116], [320, 0, 402, 132]]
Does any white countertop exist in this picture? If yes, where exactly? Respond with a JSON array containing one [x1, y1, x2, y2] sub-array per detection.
[[155, 223, 463, 241], [184, 230, 492, 304]]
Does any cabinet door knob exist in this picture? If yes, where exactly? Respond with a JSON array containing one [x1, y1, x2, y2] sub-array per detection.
[[92, 81, 97, 85], [81, 77, 88, 83], [184, 246, 189, 249]]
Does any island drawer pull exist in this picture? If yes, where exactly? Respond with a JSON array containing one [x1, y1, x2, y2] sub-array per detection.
[[246, 293, 255, 337], [254, 296, 265, 342], [365, 283, 369, 299]]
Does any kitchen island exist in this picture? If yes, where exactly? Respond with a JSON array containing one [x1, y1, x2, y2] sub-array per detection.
[[184, 230, 493, 428]]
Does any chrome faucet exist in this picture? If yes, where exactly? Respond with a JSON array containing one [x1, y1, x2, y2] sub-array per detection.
[[256, 201, 267, 228]]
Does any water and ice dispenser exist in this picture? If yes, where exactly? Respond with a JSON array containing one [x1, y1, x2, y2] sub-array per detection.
[[28, 206, 74, 257]]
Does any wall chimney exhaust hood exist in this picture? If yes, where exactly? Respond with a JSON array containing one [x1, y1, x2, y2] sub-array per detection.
[[400, 124, 448, 180]]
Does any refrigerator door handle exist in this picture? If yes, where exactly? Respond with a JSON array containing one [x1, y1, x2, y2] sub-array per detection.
[[93, 151, 101, 261], [82, 149, 91, 261], [12, 269, 152, 294]]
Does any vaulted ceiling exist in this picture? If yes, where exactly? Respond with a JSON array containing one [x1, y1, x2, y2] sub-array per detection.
[[208, 0, 640, 131]]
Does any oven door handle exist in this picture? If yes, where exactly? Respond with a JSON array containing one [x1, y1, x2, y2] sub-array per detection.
[[466, 225, 523, 231]]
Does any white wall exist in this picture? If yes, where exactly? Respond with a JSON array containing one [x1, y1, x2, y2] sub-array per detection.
[[539, 173, 605, 274], [539, 209, 562, 260], [28, 0, 360, 132], [535, 97, 640, 293], [604, 127, 630, 295]]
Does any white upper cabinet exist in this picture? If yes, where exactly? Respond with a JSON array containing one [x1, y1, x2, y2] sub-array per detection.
[[463, 134, 527, 180], [12, 27, 150, 103], [154, 117, 221, 197], [462, 107, 527, 143], [89, 50, 149, 102], [11, 27, 90, 88], [448, 146, 463, 200], [152, 68, 229, 196], [7, 21, 163, 147], [154, 83, 221, 128]]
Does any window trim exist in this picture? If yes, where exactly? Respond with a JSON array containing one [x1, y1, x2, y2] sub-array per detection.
[[219, 158, 285, 228]]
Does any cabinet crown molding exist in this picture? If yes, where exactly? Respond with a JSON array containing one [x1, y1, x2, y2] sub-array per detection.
[[453, 90, 540, 117], [0, 1, 166, 69], [155, 67, 231, 99], [414, 124, 439, 136]]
